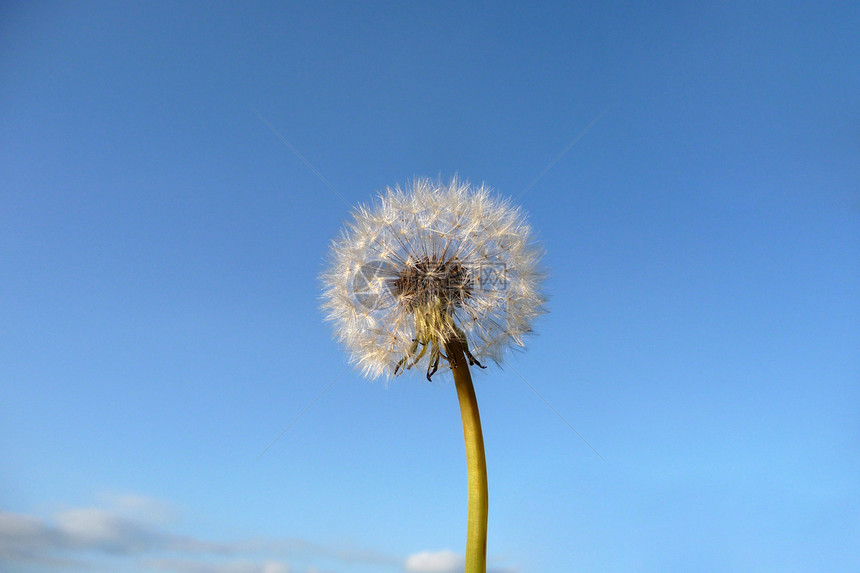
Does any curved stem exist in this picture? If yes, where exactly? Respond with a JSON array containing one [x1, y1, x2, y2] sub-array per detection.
[[446, 338, 488, 573]]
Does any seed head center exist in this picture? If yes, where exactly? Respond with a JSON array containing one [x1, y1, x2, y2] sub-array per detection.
[[392, 256, 471, 313]]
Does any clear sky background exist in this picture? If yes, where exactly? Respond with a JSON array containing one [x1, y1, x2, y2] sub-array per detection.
[[1, 2, 858, 572]]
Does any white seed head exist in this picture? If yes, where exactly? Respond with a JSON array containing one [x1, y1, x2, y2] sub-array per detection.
[[321, 177, 547, 380]]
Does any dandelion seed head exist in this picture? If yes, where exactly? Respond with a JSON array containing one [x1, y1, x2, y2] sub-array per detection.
[[321, 177, 547, 380]]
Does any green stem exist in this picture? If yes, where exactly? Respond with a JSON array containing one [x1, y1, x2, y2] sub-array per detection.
[[446, 338, 488, 573]]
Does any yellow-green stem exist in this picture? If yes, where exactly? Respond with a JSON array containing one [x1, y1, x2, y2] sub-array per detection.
[[446, 338, 488, 573]]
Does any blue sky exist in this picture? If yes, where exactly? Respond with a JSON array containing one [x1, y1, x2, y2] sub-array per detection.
[[1, 2, 858, 572]]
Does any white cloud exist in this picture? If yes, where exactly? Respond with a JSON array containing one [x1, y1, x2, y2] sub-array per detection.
[[3, 499, 517, 573], [0, 511, 55, 562], [54, 507, 163, 553], [404, 549, 463, 573], [96, 492, 176, 523], [0, 506, 171, 561], [0, 494, 396, 572], [403, 549, 518, 573], [0, 511, 43, 538], [146, 558, 291, 573]]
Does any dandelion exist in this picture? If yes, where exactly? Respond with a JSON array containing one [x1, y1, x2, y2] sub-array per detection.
[[321, 177, 546, 573]]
